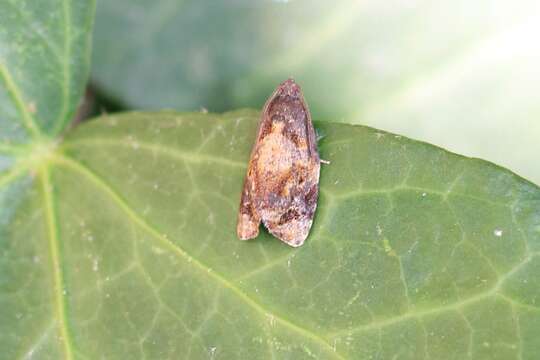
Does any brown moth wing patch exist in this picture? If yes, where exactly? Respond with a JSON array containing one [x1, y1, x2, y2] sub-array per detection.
[[237, 79, 320, 247], [237, 170, 261, 240]]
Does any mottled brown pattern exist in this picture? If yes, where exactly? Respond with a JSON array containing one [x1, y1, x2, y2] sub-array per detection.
[[237, 79, 321, 247]]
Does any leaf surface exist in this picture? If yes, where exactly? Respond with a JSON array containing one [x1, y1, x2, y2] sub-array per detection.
[[3, 110, 540, 359], [0, 0, 94, 358]]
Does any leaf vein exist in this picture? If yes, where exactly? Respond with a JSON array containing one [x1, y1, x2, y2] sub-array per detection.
[[0, 163, 28, 190], [62, 138, 247, 169], [56, 0, 72, 131], [39, 164, 74, 359], [335, 185, 509, 207], [329, 254, 534, 338], [0, 62, 42, 137]]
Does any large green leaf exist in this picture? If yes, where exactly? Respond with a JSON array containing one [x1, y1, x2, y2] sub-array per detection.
[[91, 0, 540, 184], [3, 109, 540, 359]]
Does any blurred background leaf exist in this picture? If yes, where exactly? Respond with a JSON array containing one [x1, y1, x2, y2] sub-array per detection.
[[92, 0, 540, 184], [0, 0, 94, 143]]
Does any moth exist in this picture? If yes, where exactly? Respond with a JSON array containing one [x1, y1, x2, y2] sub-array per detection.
[[237, 79, 321, 247]]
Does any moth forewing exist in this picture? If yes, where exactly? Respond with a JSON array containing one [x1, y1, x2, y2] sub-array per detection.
[[237, 79, 321, 247]]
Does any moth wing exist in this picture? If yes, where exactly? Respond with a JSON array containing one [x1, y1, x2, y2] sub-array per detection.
[[265, 215, 313, 247], [263, 162, 320, 247], [298, 87, 320, 164], [237, 170, 261, 240], [237, 86, 280, 241], [272, 85, 320, 247], [263, 85, 320, 247]]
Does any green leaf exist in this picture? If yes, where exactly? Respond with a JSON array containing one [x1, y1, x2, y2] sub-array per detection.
[[91, 0, 540, 184], [0, 0, 95, 143], [3, 110, 539, 359], [0, 0, 95, 358]]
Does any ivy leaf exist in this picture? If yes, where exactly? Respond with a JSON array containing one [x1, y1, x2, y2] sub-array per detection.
[[4, 109, 540, 359], [92, 0, 540, 184], [0, 0, 95, 358], [0, 0, 94, 143]]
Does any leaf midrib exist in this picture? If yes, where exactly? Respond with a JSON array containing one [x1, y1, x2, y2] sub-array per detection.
[[39, 165, 74, 360]]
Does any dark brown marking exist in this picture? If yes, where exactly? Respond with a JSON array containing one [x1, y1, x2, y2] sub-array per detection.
[[278, 209, 300, 225]]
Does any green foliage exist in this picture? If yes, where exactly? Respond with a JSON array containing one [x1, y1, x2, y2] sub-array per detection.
[[1, 1, 540, 359]]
